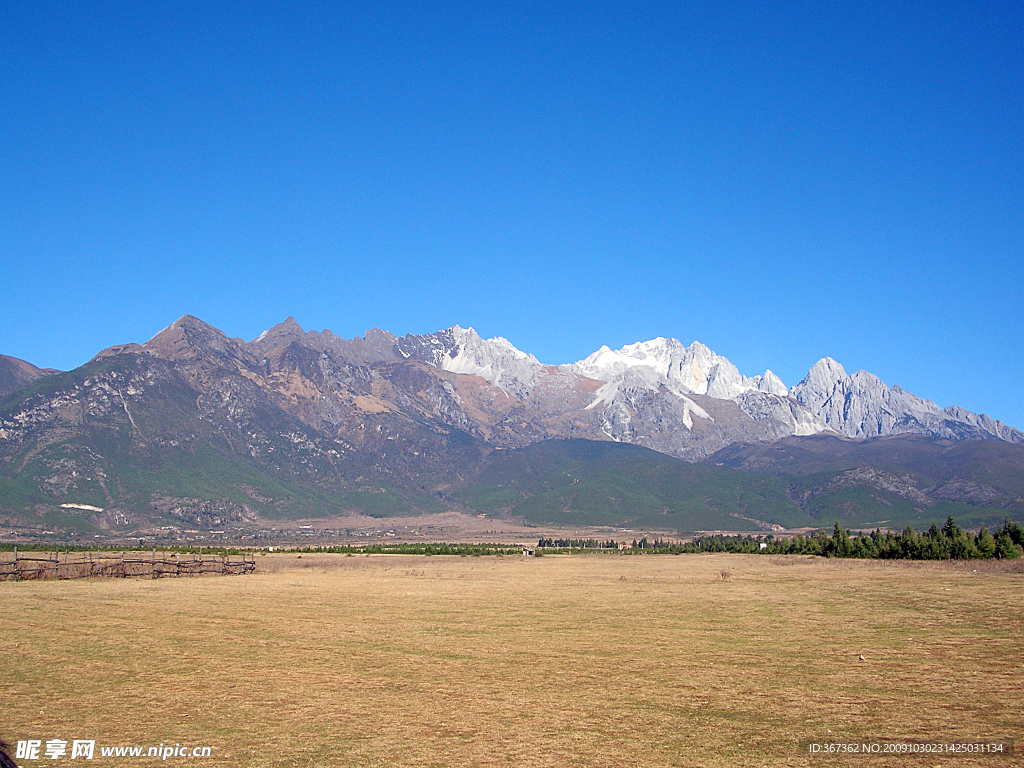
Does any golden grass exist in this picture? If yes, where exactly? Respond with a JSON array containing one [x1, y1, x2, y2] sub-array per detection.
[[2, 553, 1022, 767]]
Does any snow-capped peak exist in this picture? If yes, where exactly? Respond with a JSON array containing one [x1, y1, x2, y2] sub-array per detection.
[[571, 337, 687, 381], [569, 337, 787, 399], [393, 325, 543, 397], [439, 326, 541, 393]]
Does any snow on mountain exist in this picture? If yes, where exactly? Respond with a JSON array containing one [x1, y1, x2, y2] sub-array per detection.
[[438, 327, 542, 391], [13, 314, 1018, 479], [394, 326, 545, 398], [791, 358, 1024, 443], [397, 332, 831, 443], [566, 339, 833, 447], [569, 338, 787, 399], [586, 366, 713, 429], [353, 324, 1021, 446]]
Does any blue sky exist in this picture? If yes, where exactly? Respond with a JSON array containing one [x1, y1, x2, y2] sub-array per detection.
[[2, 1, 1022, 428]]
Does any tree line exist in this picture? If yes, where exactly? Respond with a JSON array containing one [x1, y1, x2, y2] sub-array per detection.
[[536, 538, 619, 549], [602, 518, 1024, 560]]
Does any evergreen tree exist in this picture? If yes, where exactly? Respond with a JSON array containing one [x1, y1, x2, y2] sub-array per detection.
[[942, 517, 975, 559], [995, 532, 1023, 559], [831, 522, 853, 558], [875, 529, 899, 559], [856, 533, 878, 558], [791, 534, 806, 554], [1001, 519, 1024, 547], [922, 524, 949, 559], [899, 527, 922, 559], [975, 527, 996, 559], [808, 529, 829, 556]]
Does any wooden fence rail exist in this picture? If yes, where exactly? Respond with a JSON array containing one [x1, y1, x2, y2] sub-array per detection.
[[0, 549, 256, 581]]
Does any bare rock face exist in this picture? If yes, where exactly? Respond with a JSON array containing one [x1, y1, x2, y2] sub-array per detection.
[[151, 495, 258, 527], [2, 315, 1022, 533], [790, 358, 1023, 443], [6, 317, 1021, 478], [925, 480, 1002, 504], [379, 330, 836, 458], [230, 319, 1023, 455], [815, 467, 935, 507]]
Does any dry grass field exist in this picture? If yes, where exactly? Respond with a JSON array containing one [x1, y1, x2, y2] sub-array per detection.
[[2, 553, 1022, 767]]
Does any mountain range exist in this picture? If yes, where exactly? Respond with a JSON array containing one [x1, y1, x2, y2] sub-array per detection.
[[1, 316, 1021, 537]]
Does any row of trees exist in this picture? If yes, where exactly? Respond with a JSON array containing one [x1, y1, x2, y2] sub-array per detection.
[[624, 518, 1024, 560], [536, 538, 618, 549]]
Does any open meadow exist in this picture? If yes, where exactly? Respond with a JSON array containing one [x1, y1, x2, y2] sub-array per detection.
[[3, 553, 1022, 767]]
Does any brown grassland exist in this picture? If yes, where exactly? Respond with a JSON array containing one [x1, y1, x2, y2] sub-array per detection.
[[2, 553, 1022, 767]]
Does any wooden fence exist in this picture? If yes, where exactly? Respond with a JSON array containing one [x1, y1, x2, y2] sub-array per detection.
[[0, 549, 256, 581]]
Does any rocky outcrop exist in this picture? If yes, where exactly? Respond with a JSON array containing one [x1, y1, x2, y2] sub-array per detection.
[[791, 358, 1023, 443]]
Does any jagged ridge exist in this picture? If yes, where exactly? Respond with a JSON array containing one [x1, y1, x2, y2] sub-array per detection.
[[1, 315, 1021, 535]]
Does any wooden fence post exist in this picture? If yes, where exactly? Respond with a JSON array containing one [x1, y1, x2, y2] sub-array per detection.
[[0, 547, 253, 582]]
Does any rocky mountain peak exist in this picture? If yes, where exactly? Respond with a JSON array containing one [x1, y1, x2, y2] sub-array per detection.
[[571, 337, 684, 382], [756, 370, 788, 397], [802, 357, 847, 386], [396, 325, 543, 397], [5, 315, 1021, 482], [145, 315, 237, 361], [791, 358, 1023, 443], [250, 317, 308, 349], [571, 337, 788, 401], [258, 316, 304, 338], [363, 328, 397, 345]]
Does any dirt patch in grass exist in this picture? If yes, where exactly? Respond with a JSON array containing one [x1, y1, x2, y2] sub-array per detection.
[[2, 553, 1021, 766]]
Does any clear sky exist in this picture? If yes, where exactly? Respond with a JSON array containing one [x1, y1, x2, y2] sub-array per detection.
[[2, 1, 1022, 428]]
